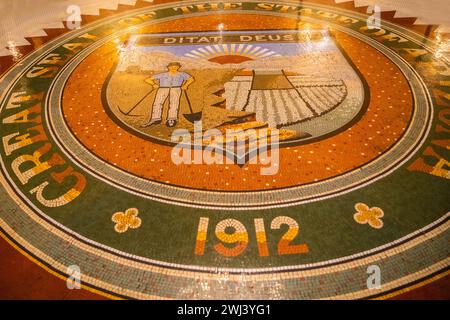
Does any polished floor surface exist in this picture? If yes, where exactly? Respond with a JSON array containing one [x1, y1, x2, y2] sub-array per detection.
[[0, 0, 449, 299]]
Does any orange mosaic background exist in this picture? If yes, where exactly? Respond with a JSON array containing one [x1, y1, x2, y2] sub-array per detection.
[[62, 14, 413, 191]]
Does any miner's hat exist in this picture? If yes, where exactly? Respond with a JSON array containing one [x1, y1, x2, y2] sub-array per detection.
[[167, 62, 181, 67]]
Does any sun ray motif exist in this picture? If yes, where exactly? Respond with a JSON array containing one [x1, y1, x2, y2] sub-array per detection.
[[236, 43, 244, 55], [197, 47, 210, 56], [241, 44, 253, 56], [230, 43, 236, 55], [205, 45, 216, 56], [184, 44, 279, 63], [254, 48, 269, 57], [222, 44, 229, 55], [213, 44, 225, 55]]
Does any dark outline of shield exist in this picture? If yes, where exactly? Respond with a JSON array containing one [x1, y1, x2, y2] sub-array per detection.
[[101, 29, 370, 164]]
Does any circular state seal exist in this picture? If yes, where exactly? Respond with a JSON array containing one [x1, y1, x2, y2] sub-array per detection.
[[0, 1, 448, 299]]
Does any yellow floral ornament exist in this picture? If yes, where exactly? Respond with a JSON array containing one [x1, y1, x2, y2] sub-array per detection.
[[353, 203, 384, 229], [112, 208, 142, 233]]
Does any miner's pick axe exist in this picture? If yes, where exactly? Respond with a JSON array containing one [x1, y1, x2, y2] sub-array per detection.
[[118, 88, 154, 116]]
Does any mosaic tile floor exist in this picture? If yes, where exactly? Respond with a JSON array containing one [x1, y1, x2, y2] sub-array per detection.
[[0, 0, 449, 299]]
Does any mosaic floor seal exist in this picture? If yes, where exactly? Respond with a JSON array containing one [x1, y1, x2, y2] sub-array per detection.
[[0, 1, 448, 299]]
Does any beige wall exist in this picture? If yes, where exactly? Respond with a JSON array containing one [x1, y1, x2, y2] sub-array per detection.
[[0, 0, 449, 57]]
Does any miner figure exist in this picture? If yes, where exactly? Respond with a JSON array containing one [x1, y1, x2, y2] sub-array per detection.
[[141, 62, 195, 128]]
